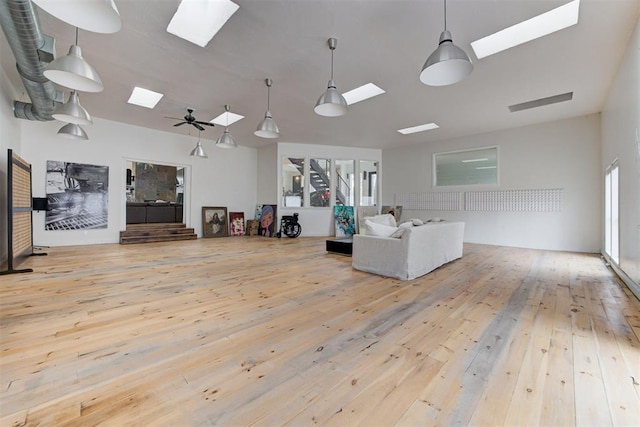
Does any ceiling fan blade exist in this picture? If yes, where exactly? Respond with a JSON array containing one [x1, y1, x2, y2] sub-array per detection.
[[164, 116, 183, 120], [195, 121, 215, 127], [193, 123, 205, 131], [174, 122, 187, 127]]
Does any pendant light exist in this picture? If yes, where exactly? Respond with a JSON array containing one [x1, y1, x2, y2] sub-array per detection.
[[31, 0, 122, 34], [44, 27, 104, 92], [255, 78, 280, 138], [314, 37, 348, 117], [419, 0, 473, 86], [52, 91, 93, 125], [57, 123, 88, 140], [190, 130, 208, 158], [216, 105, 238, 149]]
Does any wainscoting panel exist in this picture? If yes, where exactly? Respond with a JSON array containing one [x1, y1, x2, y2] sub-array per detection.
[[395, 192, 462, 211], [464, 188, 563, 212]]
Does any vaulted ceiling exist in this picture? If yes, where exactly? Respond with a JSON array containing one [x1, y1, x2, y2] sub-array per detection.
[[2, 0, 639, 149]]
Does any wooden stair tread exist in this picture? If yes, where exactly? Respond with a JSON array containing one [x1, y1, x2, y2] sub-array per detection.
[[119, 223, 197, 244]]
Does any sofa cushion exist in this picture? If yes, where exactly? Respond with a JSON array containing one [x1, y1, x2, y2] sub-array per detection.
[[365, 214, 397, 227], [365, 219, 398, 237]]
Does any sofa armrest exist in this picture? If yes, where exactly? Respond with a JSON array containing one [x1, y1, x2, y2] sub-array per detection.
[[352, 234, 409, 280]]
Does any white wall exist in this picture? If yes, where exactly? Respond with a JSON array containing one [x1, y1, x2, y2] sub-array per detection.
[[21, 117, 257, 246], [262, 142, 382, 236], [382, 114, 601, 252], [601, 16, 640, 295], [0, 63, 22, 265]]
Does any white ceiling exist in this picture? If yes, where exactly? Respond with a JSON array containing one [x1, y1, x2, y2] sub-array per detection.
[[2, 0, 639, 149]]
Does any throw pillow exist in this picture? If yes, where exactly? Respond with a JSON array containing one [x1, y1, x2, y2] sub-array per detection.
[[411, 218, 424, 226], [390, 228, 406, 238], [365, 214, 397, 227], [365, 219, 398, 237], [399, 222, 414, 229]]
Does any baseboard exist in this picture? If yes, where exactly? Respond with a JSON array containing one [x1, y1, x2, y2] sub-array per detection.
[[601, 252, 640, 301]]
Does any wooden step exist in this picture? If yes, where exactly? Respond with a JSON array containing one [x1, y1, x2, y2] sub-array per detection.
[[119, 223, 197, 244]]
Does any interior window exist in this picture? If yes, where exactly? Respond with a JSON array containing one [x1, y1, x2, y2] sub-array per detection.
[[309, 158, 331, 207], [434, 147, 498, 186], [335, 159, 354, 206], [605, 161, 619, 264], [282, 157, 304, 207], [359, 160, 377, 206]]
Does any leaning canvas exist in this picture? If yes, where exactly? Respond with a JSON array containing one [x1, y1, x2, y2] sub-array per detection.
[[258, 204, 277, 237], [229, 212, 245, 236], [334, 206, 356, 237], [381, 205, 403, 223]]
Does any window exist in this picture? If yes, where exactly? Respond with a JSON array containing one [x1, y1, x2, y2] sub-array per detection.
[[335, 159, 354, 206], [605, 161, 619, 264], [282, 157, 304, 207], [359, 160, 377, 206], [309, 158, 331, 207], [434, 147, 498, 187]]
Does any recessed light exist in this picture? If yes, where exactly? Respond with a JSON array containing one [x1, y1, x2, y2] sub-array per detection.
[[471, 0, 580, 59], [509, 92, 573, 112], [397, 122, 439, 135], [127, 87, 164, 108], [211, 110, 244, 126], [342, 83, 385, 105], [167, 0, 239, 48]]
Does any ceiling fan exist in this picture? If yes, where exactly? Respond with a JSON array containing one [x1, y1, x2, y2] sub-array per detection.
[[165, 108, 215, 131]]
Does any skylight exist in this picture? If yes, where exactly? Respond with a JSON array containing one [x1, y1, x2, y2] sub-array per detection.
[[127, 87, 164, 109], [397, 122, 439, 135], [211, 110, 244, 126], [471, 0, 580, 59], [342, 83, 385, 105], [167, 0, 239, 48]]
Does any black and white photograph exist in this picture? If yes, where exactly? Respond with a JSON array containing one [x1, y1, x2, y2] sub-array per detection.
[[45, 160, 109, 230]]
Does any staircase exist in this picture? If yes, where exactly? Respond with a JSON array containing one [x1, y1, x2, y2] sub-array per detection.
[[289, 158, 348, 205], [119, 223, 197, 244]]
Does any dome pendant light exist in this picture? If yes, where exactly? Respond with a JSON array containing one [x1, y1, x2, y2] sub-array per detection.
[[190, 131, 208, 158], [57, 123, 88, 140], [419, 0, 473, 86], [52, 91, 93, 125], [314, 37, 348, 117], [31, 0, 122, 34], [216, 105, 238, 149], [255, 78, 280, 138], [44, 27, 104, 92]]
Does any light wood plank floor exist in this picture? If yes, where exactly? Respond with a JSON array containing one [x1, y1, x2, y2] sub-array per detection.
[[1, 237, 639, 426]]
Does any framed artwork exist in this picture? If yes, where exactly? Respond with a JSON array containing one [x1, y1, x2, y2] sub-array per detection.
[[334, 206, 356, 237], [381, 205, 403, 223], [45, 160, 109, 230], [202, 206, 228, 238], [229, 212, 245, 236], [258, 204, 277, 237]]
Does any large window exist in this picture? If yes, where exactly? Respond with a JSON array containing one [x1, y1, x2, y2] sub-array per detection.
[[359, 160, 377, 206], [434, 147, 498, 187], [605, 161, 619, 264], [282, 157, 304, 207], [335, 159, 354, 206]]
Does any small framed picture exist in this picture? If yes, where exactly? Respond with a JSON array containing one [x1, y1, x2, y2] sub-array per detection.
[[229, 212, 245, 236], [202, 206, 228, 238]]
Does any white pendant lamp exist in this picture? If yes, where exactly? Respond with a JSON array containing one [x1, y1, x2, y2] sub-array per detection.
[[216, 105, 238, 149], [57, 123, 88, 140], [31, 0, 122, 34], [419, 0, 473, 86], [44, 28, 104, 92], [255, 78, 280, 138], [52, 91, 93, 125], [190, 131, 208, 158], [314, 37, 348, 117]]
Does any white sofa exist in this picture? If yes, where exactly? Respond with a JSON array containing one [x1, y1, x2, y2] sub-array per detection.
[[352, 221, 465, 280]]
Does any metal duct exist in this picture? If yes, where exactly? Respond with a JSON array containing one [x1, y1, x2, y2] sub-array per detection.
[[0, 0, 57, 121]]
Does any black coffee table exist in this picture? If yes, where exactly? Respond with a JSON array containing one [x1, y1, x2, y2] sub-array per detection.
[[326, 237, 353, 256]]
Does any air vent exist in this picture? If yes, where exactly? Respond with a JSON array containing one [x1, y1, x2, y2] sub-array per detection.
[[508, 92, 573, 112]]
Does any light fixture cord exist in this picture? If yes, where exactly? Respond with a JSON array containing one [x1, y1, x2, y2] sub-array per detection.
[[330, 48, 335, 80], [75, 27, 79, 45], [444, 0, 447, 31], [267, 85, 270, 110]]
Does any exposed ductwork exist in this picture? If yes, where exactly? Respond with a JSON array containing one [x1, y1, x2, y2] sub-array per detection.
[[0, 0, 58, 121]]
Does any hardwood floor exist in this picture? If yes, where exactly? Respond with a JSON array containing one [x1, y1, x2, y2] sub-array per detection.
[[1, 237, 638, 426]]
